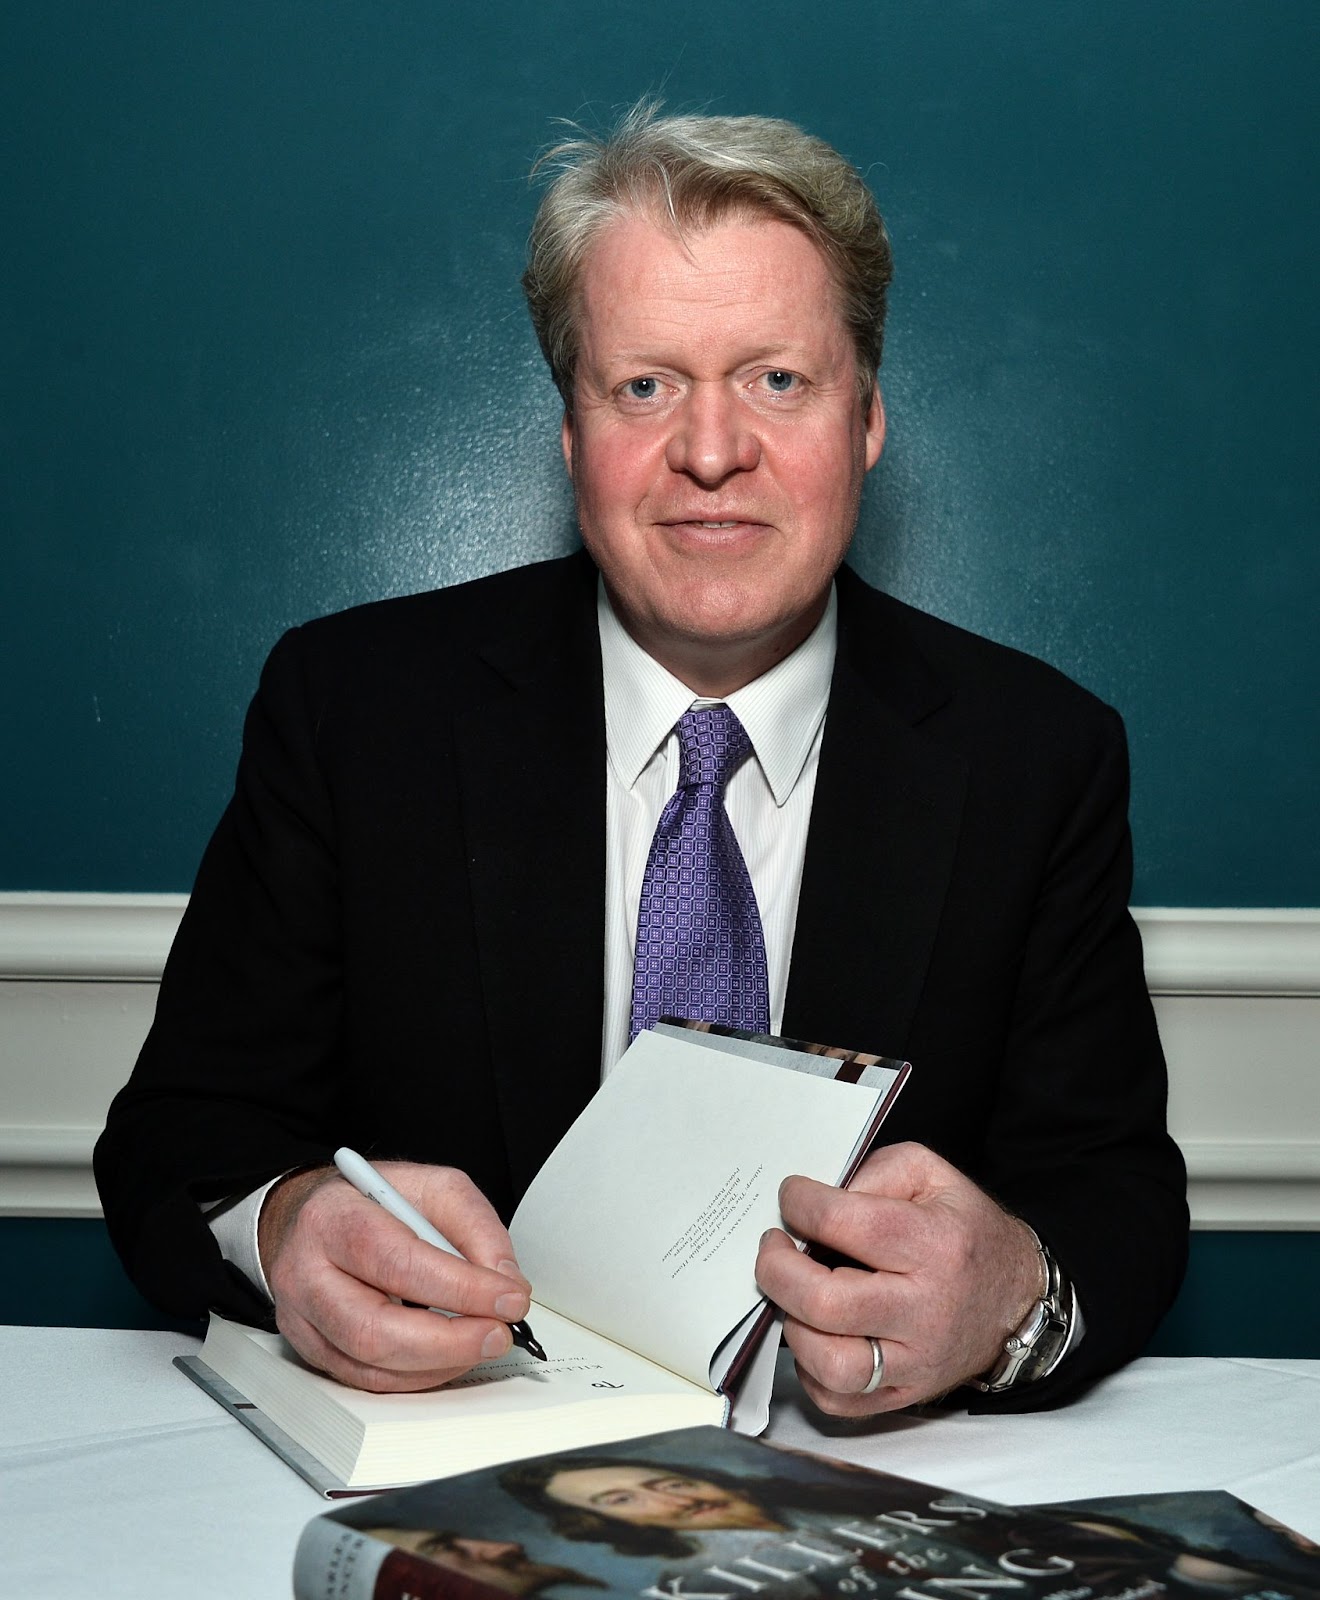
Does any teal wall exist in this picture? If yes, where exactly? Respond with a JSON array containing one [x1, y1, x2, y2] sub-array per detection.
[[2, 1219, 1316, 1357], [3, 1, 1317, 903]]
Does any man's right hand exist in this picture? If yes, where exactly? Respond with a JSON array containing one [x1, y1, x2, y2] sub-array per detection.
[[257, 1161, 532, 1392]]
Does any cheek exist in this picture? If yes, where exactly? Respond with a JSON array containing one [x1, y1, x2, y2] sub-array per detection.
[[633, 1508, 675, 1527], [767, 430, 851, 510], [574, 428, 660, 509]]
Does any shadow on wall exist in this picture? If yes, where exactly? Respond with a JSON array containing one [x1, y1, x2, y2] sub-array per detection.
[[1142, 1232, 1320, 1359], [1, 1218, 200, 1333]]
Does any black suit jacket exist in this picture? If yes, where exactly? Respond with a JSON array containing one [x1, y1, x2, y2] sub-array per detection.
[[94, 552, 1187, 1409]]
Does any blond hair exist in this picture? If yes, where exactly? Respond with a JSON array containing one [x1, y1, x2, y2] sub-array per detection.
[[523, 102, 893, 404]]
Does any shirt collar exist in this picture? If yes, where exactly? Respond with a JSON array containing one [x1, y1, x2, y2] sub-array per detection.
[[598, 579, 837, 806]]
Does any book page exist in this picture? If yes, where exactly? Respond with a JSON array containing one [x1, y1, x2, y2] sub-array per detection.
[[204, 1305, 714, 1430], [389, 1303, 715, 1418], [199, 1307, 729, 1490], [509, 1029, 887, 1389]]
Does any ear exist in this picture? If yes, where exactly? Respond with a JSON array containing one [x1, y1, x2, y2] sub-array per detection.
[[561, 408, 574, 479], [864, 384, 886, 471]]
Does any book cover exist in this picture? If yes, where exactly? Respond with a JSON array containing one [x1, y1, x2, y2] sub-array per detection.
[[654, 1019, 910, 1092], [293, 1426, 1320, 1600], [1032, 1492, 1320, 1594]]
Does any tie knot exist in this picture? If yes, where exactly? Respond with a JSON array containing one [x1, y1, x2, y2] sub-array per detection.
[[675, 704, 752, 794]]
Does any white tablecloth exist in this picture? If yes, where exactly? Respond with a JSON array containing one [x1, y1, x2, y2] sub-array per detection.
[[2, 1328, 1317, 1599], [768, 1353, 1320, 1529]]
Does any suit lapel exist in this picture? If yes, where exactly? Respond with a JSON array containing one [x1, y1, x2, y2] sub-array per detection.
[[452, 560, 606, 1197], [784, 570, 969, 1057], [447, 560, 969, 1185]]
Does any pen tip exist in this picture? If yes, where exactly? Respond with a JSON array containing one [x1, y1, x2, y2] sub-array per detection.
[[512, 1321, 548, 1361]]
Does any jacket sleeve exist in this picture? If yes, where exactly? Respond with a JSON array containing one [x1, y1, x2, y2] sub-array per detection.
[[966, 706, 1188, 1411], [94, 625, 347, 1323]]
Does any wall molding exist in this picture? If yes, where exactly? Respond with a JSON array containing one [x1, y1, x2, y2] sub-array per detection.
[[1178, 1140, 1320, 1181], [0, 892, 188, 980], [4, 895, 1318, 992], [3, 1129, 1315, 1181], [1138, 907, 1320, 996], [3, 894, 1319, 1222]]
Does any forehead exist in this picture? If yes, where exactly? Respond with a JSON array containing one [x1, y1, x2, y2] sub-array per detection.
[[574, 211, 847, 368]]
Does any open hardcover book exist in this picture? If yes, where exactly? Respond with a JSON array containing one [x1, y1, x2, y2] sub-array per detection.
[[292, 1424, 1320, 1600], [178, 1022, 910, 1493]]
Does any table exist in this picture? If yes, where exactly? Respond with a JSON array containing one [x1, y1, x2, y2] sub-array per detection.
[[3, 1328, 1317, 1598]]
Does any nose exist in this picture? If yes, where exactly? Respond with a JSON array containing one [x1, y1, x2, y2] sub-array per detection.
[[662, 1485, 704, 1509], [665, 382, 760, 486], [463, 1540, 517, 1560]]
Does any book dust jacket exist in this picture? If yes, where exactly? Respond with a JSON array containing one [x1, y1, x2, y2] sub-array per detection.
[[295, 1427, 1319, 1600]]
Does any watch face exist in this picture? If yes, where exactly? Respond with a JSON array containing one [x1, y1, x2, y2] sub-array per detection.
[[980, 1292, 1073, 1390], [1018, 1330, 1063, 1384], [972, 1253, 1074, 1391], [1018, 1293, 1073, 1384]]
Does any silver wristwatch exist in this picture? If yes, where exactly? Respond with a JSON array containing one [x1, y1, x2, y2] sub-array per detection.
[[971, 1230, 1075, 1393]]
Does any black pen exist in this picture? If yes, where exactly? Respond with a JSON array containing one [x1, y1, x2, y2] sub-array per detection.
[[333, 1147, 546, 1361]]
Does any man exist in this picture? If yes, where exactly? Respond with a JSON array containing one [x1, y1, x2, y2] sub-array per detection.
[[94, 105, 1187, 1414]]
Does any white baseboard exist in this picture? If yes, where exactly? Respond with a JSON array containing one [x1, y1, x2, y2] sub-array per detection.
[[3, 895, 1319, 1225]]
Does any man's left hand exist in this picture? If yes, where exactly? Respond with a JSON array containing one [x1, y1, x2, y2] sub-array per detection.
[[755, 1141, 1044, 1414]]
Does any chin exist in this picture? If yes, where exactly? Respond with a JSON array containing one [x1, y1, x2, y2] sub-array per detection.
[[660, 583, 793, 645]]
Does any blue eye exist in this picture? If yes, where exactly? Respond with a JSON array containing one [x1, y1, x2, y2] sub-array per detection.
[[625, 377, 659, 400], [764, 370, 797, 392]]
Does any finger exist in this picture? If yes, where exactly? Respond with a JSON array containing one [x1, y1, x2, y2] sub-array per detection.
[[777, 1175, 934, 1274], [276, 1278, 511, 1393], [794, 1366, 906, 1417], [398, 1164, 528, 1283], [783, 1317, 948, 1416], [786, 1332, 913, 1418], [781, 1313, 892, 1397], [756, 1226, 915, 1338], [322, 1196, 531, 1323], [295, 1254, 516, 1375]]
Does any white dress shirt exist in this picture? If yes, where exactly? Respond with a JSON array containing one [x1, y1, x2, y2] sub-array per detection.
[[598, 580, 836, 1073]]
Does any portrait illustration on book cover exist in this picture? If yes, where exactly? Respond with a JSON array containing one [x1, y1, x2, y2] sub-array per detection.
[[294, 1428, 1320, 1600]]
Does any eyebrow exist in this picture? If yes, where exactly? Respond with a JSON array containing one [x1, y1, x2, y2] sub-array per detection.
[[586, 1476, 657, 1504], [593, 339, 824, 376]]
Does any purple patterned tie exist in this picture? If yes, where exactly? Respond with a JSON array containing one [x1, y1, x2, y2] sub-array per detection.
[[629, 705, 771, 1040]]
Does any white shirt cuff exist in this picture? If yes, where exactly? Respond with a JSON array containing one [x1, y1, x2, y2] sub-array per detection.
[[203, 1178, 282, 1304]]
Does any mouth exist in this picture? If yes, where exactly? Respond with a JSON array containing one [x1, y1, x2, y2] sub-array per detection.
[[659, 516, 770, 540], [662, 515, 763, 525], [676, 1499, 731, 1520]]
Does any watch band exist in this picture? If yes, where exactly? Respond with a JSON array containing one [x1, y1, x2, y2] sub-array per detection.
[[971, 1228, 1075, 1392]]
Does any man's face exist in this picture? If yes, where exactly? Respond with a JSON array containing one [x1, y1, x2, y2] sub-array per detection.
[[563, 211, 885, 694], [542, 1465, 777, 1531], [362, 1530, 586, 1596]]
